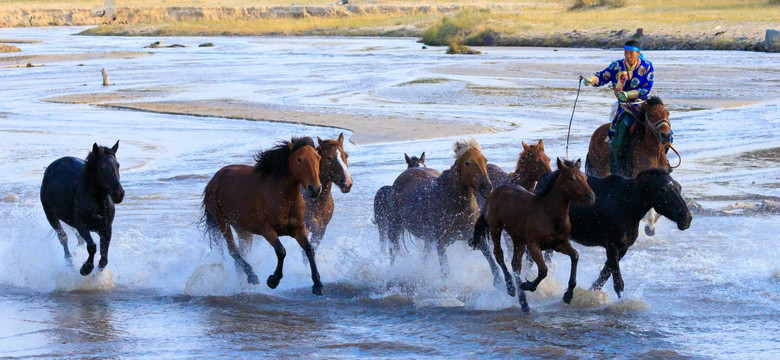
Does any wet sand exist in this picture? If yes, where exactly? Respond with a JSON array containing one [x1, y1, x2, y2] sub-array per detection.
[[0, 51, 151, 67]]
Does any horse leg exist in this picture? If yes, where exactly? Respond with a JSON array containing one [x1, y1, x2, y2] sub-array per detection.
[[478, 234, 503, 289], [436, 241, 449, 279], [592, 244, 622, 297], [644, 209, 659, 236], [519, 244, 547, 292], [97, 227, 112, 270], [610, 247, 629, 298], [491, 227, 515, 297], [294, 229, 323, 296], [509, 238, 530, 312], [75, 226, 97, 276], [258, 228, 286, 289], [221, 223, 259, 285], [43, 206, 72, 266], [302, 228, 324, 265], [590, 262, 612, 292], [234, 227, 254, 258], [555, 241, 579, 304]]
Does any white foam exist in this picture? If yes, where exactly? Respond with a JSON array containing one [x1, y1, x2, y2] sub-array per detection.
[[55, 268, 115, 292]]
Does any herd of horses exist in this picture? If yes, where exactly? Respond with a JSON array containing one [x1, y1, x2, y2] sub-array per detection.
[[39, 96, 692, 311]]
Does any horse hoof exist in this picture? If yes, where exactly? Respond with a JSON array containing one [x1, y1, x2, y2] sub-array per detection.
[[265, 275, 279, 288], [98, 259, 108, 269], [563, 290, 574, 304], [521, 304, 531, 313], [644, 225, 655, 236], [312, 284, 324, 296], [79, 263, 94, 276], [519, 281, 536, 292]]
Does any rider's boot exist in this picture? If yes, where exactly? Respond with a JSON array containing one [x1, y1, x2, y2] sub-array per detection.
[[609, 115, 632, 177]]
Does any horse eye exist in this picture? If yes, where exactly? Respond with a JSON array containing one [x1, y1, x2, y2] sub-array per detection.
[[297, 158, 302, 163], [465, 161, 471, 166]]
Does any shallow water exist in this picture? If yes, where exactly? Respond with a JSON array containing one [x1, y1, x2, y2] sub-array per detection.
[[1, 27, 779, 359]]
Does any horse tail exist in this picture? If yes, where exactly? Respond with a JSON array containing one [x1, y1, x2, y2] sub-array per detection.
[[198, 203, 224, 250], [470, 213, 489, 250]]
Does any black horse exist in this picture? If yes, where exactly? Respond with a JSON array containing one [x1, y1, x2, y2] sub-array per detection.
[[40, 141, 125, 276], [535, 168, 691, 297]]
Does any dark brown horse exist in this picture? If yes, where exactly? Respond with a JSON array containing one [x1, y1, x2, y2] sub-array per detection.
[[375, 152, 429, 258], [471, 158, 595, 312], [201, 137, 325, 295], [480, 139, 552, 207], [303, 133, 353, 251], [586, 96, 673, 236], [387, 139, 496, 277], [586, 96, 671, 178]]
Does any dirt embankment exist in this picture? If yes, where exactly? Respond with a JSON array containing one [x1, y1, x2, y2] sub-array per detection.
[[0, 5, 463, 28]]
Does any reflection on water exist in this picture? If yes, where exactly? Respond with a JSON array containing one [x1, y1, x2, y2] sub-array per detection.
[[0, 27, 778, 359]]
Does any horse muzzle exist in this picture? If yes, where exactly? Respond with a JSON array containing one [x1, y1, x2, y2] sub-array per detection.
[[111, 187, 125, 204], [339, 178, 353, 193], [677, 212, 692, 230], [307, 184, 323, 199], [582, 191, 596, 205]]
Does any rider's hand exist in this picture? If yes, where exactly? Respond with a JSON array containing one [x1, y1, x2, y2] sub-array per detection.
[[617, 91, 629, 102], [581, 76, 592, 86]]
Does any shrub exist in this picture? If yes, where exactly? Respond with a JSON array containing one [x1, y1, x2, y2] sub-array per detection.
[[568, 0, 627, 11], [421, 9, 494, 46]]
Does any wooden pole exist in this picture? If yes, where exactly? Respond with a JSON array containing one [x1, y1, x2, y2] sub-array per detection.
[[101, 68, 109, 86]]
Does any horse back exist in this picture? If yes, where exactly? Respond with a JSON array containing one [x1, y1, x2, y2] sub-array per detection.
[[486, 163, 510, 188], [205, 164, 305, 235], [40, 157, 85, 226]]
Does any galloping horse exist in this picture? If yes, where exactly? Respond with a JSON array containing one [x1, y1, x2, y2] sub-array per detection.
[[41, 141, 125, 276], [586, 96, 673, 235], [375, 152, 429, 258], [201, 137, 325, 295], [387, 139, 496, 277], [535, 168, 692, 297], [303, 133, 353, 251], [471, 158, 594, 312]]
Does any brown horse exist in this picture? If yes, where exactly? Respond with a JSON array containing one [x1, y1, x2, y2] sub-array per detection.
[[586, 96, 672, 235], [480, 139, 552, 207], [387, 139, 496, 277], [471, 158, 595, 312], [303, 133, 353, 251], [375, 152, 430, 259], [201, 137, 325, 295]]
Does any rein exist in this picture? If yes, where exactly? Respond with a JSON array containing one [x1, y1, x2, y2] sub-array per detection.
[[566, 76, 584, 159], [634, 104, 681, 169]]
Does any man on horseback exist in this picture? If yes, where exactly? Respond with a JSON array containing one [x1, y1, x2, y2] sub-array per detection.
[[581, 40, 654, 176]]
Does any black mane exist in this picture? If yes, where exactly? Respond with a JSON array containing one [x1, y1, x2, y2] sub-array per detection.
[[534, 171, 560, 197], [84, 146, 108, 188], [253, 137, 315, 175], [645, 96, 663, 107]]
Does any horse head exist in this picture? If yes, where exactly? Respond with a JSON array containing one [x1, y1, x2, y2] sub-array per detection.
[[89, 140, 124, 204], [317, 133, 352, 193], [404, 152, 426, 168], [636, 169, 692, 230], [287, 137, 322, 198], [454, 139, 492, 198], [555, 158, 595, 205], [641, 96, 672, 145], [518, 139, 552, 183]]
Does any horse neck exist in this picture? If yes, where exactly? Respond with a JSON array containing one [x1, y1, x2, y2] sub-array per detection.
[[267, 172, 304, 197], [540, 181, 573, 218], [436, 166, 473, 204], [509, 170, 536, 191], [81, 160, 107, 200]]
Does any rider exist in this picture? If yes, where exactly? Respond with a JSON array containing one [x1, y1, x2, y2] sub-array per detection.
[[581, 39, 654, 176]]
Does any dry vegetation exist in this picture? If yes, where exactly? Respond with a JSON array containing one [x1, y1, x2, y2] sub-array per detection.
[[2, 1, 779, 50]]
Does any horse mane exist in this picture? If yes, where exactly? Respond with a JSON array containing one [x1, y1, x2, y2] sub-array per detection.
[[645, 96, 663, 108], [453, 138, 481, 160], [253, 137, 315, 175], [534, 171, 560, 197], [84, 146, 106, 188]]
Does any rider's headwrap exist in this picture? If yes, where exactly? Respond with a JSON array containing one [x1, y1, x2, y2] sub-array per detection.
[[624, 44, 645, 60]]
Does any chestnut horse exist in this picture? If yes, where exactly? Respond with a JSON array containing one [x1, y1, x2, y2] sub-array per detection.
[[303, 133, 353, 251], [375, 152, 428, 258], [41, 141, 124, 275], [535, 168, 691, 297], [387, 139, 495, 277], [471, 158, 595, 312], [479, 139, 552, 207], [586, 96, 673, 235], [201, 137, 325, 295]]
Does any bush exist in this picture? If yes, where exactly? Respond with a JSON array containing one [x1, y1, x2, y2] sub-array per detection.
[[446, 40, 482, 55], [568, 0, 627, 11], [421, 9, 494, 46]]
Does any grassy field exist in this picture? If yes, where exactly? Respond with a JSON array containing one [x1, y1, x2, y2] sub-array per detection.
[[3, 1, 779, 50]]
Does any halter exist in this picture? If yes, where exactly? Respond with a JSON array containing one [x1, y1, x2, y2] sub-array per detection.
[[624, 100, 681, 169]]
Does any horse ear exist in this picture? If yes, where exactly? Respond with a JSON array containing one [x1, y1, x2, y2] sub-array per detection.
[[317, 137, 324, 147], [420, 152, 425, 162], [556, 157, 564, 170], [110, 140, 119, 154], [405, 153, 411, 164], [337, 132, 344, 145], [522, 141, 529, 151], [288, 141, 295, 150], [537, 139, 544, 149], [575, 158, 582, 168], [92, 142, 100, 154]]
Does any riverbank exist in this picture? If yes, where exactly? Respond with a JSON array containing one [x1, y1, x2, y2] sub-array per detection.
[[1, 1, 778, 52]]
